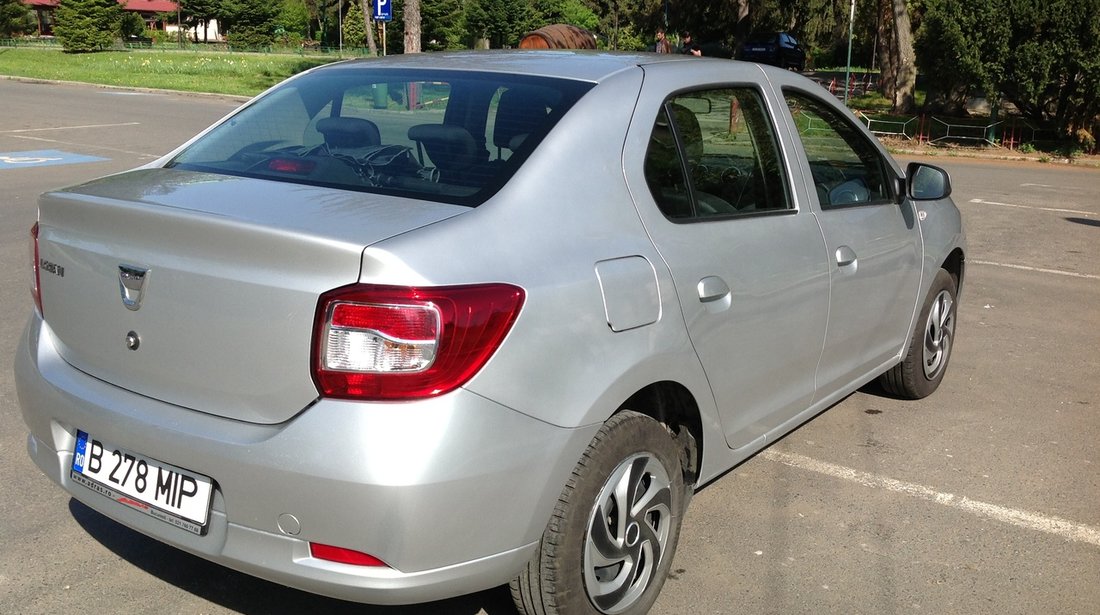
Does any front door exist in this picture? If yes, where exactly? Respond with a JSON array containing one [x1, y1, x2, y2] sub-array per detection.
[[782, 91, 923, 396]]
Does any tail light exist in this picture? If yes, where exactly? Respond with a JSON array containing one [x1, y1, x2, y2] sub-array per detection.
[[312, 283, 525, 400], [30, 222, 42, 316]]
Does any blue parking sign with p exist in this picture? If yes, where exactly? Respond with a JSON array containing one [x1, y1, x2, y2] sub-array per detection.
[[374, 0, 392, 21]]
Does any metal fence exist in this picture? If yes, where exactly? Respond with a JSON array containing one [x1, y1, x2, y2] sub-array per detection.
[[856, 112, 1061, 151], [0, 37, 359, 56]]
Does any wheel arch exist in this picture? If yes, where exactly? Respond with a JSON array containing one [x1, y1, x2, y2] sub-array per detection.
[[618, 381, 704, 488], [941, 247, 966, 295]]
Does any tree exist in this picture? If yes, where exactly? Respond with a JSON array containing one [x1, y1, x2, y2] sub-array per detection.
[[877, 0, 917, 112], [404, 0, 421, 52], [118, 11, 146, 40], [342, 0, 366, 47], [1001, 0, 1100, 143], [359, 0, 378, 54], [180, 0, 225, 43], [533, 0, 599, 32], [223, 0, 280, 48], [585, 0, 654, 50], [915, 0, 1010, 113], [420, 0, 465, 50], [1, 0, 33, 38], [275, 0, 311, 39], [54, 0, 121, 52]]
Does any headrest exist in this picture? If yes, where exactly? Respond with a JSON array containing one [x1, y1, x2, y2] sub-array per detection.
[[316, 117, 381, 148]]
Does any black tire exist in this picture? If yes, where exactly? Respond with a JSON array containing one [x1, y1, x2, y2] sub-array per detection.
[[879, 268, 958, 399], [511, 410, 687, 615]]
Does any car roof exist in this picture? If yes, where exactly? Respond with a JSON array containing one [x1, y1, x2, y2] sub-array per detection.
[[319, 50, 704, 83]]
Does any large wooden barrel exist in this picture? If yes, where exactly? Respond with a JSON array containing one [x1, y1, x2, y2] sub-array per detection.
[[518, 24, 597, 50]]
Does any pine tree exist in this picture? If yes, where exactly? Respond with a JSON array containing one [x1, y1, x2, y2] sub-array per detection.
[[1, 0, 33, 38], [223, 0, 279, 49], [54, 0, 121, 52], [342, 0, 365, 48]]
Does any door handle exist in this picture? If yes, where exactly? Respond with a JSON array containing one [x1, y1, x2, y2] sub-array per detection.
[[697, 276, 730, 303], [835, 245, 857, 268]]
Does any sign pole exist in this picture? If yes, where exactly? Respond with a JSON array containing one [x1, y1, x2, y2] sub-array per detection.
[[844, 0, 856, 105], [374, 0, 392, 56]]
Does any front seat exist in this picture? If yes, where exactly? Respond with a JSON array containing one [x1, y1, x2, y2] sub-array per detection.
[[408, 124, 481, 185]]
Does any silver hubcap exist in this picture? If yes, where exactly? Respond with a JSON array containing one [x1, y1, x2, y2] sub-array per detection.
[[922, 289, 955, 380], [584, 453, 673, 614]]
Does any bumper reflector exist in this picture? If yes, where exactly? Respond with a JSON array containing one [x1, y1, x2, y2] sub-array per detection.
[[309, 542, 389, 567]]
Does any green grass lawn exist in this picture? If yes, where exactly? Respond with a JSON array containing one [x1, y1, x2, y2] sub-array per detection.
[[0, 48, 339, 97]]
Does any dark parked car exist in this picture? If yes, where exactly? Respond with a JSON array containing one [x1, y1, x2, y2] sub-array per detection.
[[737, 32, 806, 71]]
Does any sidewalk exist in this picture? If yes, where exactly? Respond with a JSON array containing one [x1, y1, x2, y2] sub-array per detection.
[[880, 136, 1100, 169]]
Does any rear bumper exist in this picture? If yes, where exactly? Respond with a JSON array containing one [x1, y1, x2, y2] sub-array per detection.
[[15, 315, 597, 605]]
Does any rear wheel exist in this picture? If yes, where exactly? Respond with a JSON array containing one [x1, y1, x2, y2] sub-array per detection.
[[880, 268, 957, 399], [511, 410, 686, 615]]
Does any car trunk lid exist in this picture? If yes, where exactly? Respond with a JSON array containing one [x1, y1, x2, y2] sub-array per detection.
[[35, 168, 465, 424]]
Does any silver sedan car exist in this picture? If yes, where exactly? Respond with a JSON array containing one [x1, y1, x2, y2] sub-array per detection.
[[16, 51, 964, 614]]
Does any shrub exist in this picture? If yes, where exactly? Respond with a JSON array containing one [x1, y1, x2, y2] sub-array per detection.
[[227, 28, 274, 51], [1073, 129, 1096, 155]]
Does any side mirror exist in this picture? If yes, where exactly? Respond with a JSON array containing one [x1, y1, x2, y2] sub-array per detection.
[[905, 162, 952, 201]]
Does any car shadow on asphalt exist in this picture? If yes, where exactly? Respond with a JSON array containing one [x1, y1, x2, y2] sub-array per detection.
[[68, 499, 517, 615], [1066, 216, 1100, 228]]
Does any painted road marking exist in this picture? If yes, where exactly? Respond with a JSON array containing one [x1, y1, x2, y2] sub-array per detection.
[[0, 122, 141, 134], [970, 198, 1095, 217], [761, 449, 1100, 548], [971, 260, 1100, 281], [0, 149, 108, 169], [10, 134, 161, 158]]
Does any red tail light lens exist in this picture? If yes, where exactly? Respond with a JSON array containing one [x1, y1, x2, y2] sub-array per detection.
[[30, 222, 42, 316], [313, 283, 525, 400]]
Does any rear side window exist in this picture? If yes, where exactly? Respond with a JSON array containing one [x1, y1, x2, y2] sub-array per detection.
[[644, 87, 791, 220], [169, 69, 591, 207]]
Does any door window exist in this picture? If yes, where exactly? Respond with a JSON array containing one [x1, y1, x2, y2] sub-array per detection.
[[784, 91, 893, 208], [643, 88, 790, 220]]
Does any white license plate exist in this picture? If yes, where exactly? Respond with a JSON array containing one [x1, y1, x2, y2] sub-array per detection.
[[71, 430, 213, 535]]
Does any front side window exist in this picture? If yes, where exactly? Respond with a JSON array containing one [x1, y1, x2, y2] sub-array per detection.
[[784, 90, 893, 208], [644, 87, 791, 220], [169, 69, 590, 207]]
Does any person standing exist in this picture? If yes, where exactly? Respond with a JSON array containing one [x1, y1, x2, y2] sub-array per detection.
[[678, 31, 702, 56], [654, 28, 672, 53]]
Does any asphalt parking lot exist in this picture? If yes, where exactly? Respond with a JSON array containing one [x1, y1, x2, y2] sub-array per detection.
[[0, 78, 1097, 614]]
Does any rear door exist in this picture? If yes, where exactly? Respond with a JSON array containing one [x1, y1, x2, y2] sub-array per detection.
[[626, 76, 829, 450]]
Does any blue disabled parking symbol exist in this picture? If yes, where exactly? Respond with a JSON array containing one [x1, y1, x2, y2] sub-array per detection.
[[0, 149, 108, 170]]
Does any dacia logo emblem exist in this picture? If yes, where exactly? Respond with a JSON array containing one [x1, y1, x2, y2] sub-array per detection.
[[118, 265, 149, 311]]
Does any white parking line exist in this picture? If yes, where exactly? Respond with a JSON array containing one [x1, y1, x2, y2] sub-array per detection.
[[9, 134, 160, 159], [970, 260, 1100, 281], [760, 449, 1100, 548], [0, 122, 141, 134], [969, 198, 1095, 217]]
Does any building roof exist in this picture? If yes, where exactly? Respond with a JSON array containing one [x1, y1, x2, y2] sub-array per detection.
[[23, 0, 179, 12]]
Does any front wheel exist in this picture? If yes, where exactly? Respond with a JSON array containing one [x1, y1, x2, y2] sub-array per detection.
[[879, 268, 958, 399], [511, 410, 687, 615]]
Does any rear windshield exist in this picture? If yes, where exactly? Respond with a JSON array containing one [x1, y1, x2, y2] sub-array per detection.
[[168, 67, 593, 207]]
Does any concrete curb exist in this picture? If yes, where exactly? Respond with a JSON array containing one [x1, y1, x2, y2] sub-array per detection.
[[0, 74, 252, 104]]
